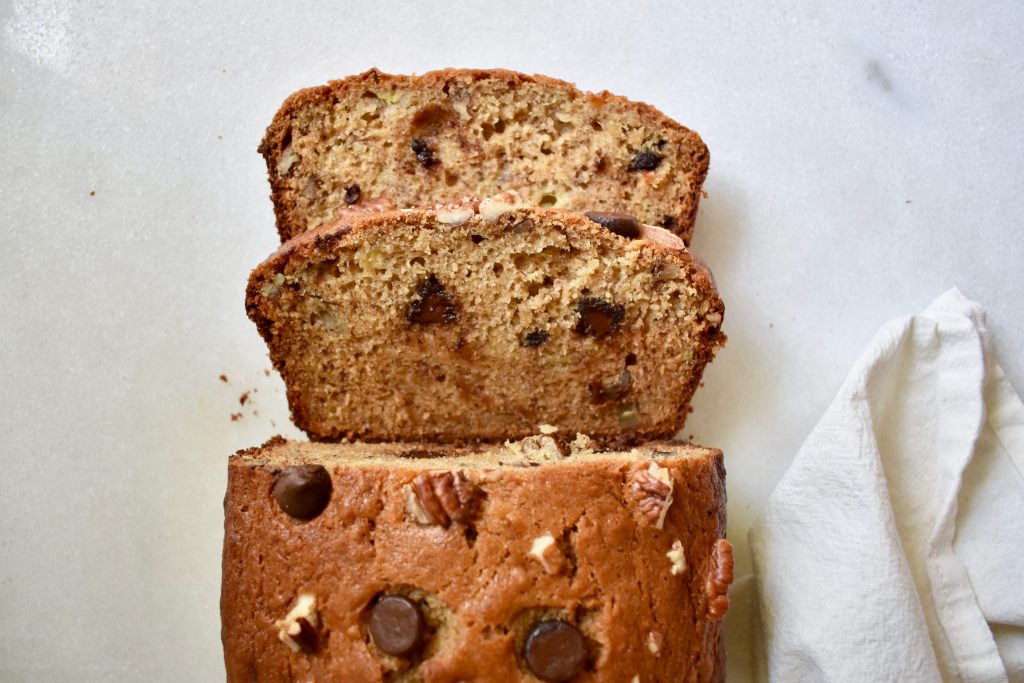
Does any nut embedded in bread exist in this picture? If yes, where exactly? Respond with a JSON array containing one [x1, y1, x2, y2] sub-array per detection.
[[221, 436, 731, 681], [245, 194, 725, 444], [259, 68, 710, 243]]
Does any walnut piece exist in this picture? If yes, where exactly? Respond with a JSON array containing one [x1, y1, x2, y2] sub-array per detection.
[[275, 593, 319, 653], [529, 533, 565, 575], [647, 631, 663, 655], [406, 471, 483, 527], [479, 190, 525, 222], [706, 539, 734, 621], [666, 539, 686, 576], [634, 463, 675, 529]]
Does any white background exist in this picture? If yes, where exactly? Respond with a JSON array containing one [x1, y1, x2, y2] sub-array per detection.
[[2, 1, 1022, 680]]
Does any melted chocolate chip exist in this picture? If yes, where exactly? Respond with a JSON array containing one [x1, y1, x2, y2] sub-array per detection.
[[584, 211, 641, 239], [523, 620, 587, 682], [523, 330, 550, 347], [628, 150, 663, 172], [343, 184, 361, 204], [660, 216, 677, 231], [406, 275, 458, 325], [574, 298, 625, 338], [287, 617, 319, 653], [271, 465, 332, 521], [367, 595, 426, 657], [411, 139, 437, 167]]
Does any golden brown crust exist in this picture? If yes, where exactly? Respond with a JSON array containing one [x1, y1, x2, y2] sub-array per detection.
[[245, 200, 725, 444], [260, 68, 709, 244], [221, 439, 728, 681]]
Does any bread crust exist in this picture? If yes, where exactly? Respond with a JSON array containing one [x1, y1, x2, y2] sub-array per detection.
[[221, 439, 728, 681], [259, 68, 710, 244]]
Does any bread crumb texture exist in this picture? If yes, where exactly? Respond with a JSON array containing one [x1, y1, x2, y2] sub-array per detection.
[[260, 69, 709, 243], [246, 203, 724, 443]]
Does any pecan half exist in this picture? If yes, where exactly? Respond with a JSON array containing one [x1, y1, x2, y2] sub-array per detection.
[[706, 539, 735, 621], [633, 463, 675, 529], [407, 471, 483, 527]]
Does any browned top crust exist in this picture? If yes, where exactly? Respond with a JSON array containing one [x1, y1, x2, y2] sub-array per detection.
[[221, 438, 729, 681], [259, 68, 709, 244]]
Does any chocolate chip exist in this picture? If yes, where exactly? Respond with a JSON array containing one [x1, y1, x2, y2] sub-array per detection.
[[660, 216, 677, 231], [584, 211, 640, 239], [271, 465, 332, 520], [287, 617, 319, 653], [590, 369, 632, 404], [343, 184, 361, 204], [523, 620, 587, 682], [574, 298, 625, 338], [411, 139, 437, 167], [367, 595, 426, 657], [406, 275, 458, 325], [522, 330, 549, 347], [628, 150, 663, 172]]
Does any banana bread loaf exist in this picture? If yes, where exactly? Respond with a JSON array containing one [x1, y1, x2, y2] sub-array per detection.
[[245, 193, 725, 444], [259, 68, 709, 244], [221, 435, 732, 682]]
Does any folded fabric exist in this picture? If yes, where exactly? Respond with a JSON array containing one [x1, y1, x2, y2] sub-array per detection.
[[747, 289, 1024, 682]]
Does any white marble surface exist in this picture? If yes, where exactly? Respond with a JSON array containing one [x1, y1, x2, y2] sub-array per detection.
[[1, 1, 1021, 680]]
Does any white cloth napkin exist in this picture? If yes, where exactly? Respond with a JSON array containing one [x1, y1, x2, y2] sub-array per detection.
[[746, 289, 1024, 682]]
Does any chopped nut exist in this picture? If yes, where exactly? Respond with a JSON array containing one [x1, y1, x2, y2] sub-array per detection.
[[706, 539, 735, 621], [276, 147, 300, 177], [631, 677, 640, 683], [633, 463, 675, 529], [538, 424, 559, 435], [275, 594, 319, 653], [667, 539, 686, 576], [260, 272, 286, 298], [569, 433, 594, 454], [647, 631, 663, 656], [529, 533, 565, 575], [407, 471, 483, 527], [436, 206, 474, 226], [638, 223, 687, 251], [512, 435, 569, 461], [479, 190, 525, 222], [705, 311, 723, 325]]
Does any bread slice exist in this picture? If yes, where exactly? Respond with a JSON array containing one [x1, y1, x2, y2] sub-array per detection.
[[246, 193, 725, 444], [259, 68, 709, 244], [221, 435, 732, 682]]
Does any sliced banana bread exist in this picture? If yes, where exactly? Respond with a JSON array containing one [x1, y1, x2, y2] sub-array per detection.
[[260, 68, 709, 243], [221, 435, 733, 682], [246, 193, 725, 444]]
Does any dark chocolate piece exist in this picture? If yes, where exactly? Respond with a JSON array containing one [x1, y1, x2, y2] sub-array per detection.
[[628, 150, 663, 172], [343, 184, 361, 204], [406, 275, 458, 325], [411, 139, 437, 167], [523, 330, 550, 347], [271, 465, 332, 520], [367, 595, 426, 657], [523, 620, 587, 682], [574, 298, 625, 338], [584, 211, 641, 239]]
